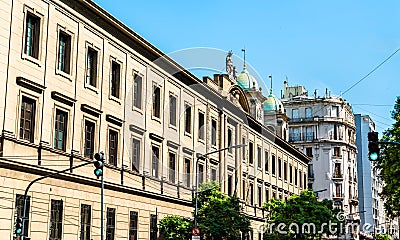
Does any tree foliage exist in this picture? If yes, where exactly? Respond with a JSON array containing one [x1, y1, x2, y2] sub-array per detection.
[[158, 181, 251, 240], [262, 189, 340, 240], [158, 215, 192, 240], [376, 96, 400, 218], [196, 181, 251, 240]]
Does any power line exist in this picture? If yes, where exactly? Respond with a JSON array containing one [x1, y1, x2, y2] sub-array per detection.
[[353, 105, 393, 122], [352, 104, 393, 107], [342, 47, 400, 96]]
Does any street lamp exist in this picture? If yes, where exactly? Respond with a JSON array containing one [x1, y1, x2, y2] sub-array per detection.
[[314, 189, 327, 199], [194, 143, 247, 229]]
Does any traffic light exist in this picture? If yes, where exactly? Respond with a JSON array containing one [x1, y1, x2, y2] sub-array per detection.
[[93, 152, 104, 177], [368, 131, 379, 161], [15, 217, 23, 235]]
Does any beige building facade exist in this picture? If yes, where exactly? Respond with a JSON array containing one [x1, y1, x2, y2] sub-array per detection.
[[0, 0, 309, 239]]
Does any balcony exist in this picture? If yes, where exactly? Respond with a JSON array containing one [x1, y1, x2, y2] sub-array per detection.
[[332, 172, 343, 180], [289, 133, 316, 143], [332, 193, 344, 200], [289, 117, 315, 123]]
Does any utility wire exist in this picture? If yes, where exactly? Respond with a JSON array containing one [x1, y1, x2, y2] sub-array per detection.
[[353, 105, 393, 123], [342, 47, 400, 96], [352, 104, 393, 107]]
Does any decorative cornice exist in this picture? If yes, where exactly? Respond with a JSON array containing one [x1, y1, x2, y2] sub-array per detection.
[[149, 133, 164, 143], [81, 104, 102, 118], [106, 114, 123, 127], [51, 91, 76, 106], [167, 141, 179, 150], [16, 77, 46, 94], [227, 165, 235, 172], [129, 125, 146, 135], [183, 147, 194, 156], [248, 174, 256, 180], [209, 158, 219, 165]]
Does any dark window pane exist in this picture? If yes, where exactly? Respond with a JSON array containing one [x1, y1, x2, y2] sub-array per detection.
[[86, 48, 98, 87], [106, 208, 116, 240], [133, 74, 142, 109], [227, 175, 233, 196], [211, 119, 217, 146], [184, 104, 191, 133], [84, 121, 95, 159], [227, 129, 232, 153], [49, 200, 63, 240], [58, 31, 71, 73], [184, 159, 190, 187], [169, 153, 176, 183], [54, 109, 68, 151], [129, 211, 138, 240], [151, 146, 159, 178], [132, 138, 140, 172], [25, 13, 40, 58], [150, 214, 157, 240], [108, 130, 118, 166], [19, 97, 35, 142], [80, 204, 91, 240], [169, 95, 176, 126], [111, 62, 120, 98], [198, 163, 204, 184], [152, 86, 161, 118], [249, 142, 254, 164], [211, 168, 217, 181], [272, 155, 276, 175], [198, 112, 205, 140]]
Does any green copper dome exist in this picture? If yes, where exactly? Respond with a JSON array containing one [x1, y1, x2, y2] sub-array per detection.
[[237, 65, 258, 89], [264, 90, 283, 112]]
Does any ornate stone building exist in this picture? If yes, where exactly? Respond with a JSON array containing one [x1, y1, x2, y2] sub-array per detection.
[[282, 82, 359, 239], [0, 0, 309, 239]]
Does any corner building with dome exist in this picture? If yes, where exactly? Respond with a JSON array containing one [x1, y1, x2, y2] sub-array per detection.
[[0, 0, 309, 239]]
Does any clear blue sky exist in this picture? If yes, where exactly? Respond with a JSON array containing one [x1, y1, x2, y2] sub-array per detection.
[[93, 0, 400, 134]]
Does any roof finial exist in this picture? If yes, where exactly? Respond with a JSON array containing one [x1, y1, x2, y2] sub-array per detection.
[[269, 75, 273, 95], [241, 48, 246, 68]]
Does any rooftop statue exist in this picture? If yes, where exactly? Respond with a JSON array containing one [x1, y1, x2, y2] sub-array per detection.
[[226, 51, 237, 81]]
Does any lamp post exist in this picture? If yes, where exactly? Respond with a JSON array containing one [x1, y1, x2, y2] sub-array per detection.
[[194, 143, 246, 229], [314, 188, 327, 199]]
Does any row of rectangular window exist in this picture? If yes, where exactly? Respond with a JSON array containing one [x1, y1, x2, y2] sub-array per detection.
[[19, 96, 221, 182], [20, 54, 305, 185], [243, 184, 296, 206], [24, 12, 144, 103], [24, 14, 227, 150], [19, 96, 119, 163], [14, 194, 143, 240], [244, 143, 306, 187]]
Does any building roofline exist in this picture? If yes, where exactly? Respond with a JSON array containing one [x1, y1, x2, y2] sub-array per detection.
[[69, 0, 309, 163]]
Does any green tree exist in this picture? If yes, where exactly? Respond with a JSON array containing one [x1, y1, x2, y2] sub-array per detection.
[[196, 181, 251, 240], [376, 96, 400, 218], [262, 189, 340, 240], [158, 181, 251, 240], [158, 215, 192, 240], [376, 233, 391, 240]]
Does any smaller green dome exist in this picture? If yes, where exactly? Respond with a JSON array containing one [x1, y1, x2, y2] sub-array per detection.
[[264, 90, 283, 112], [237, 65, 258, 89]]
